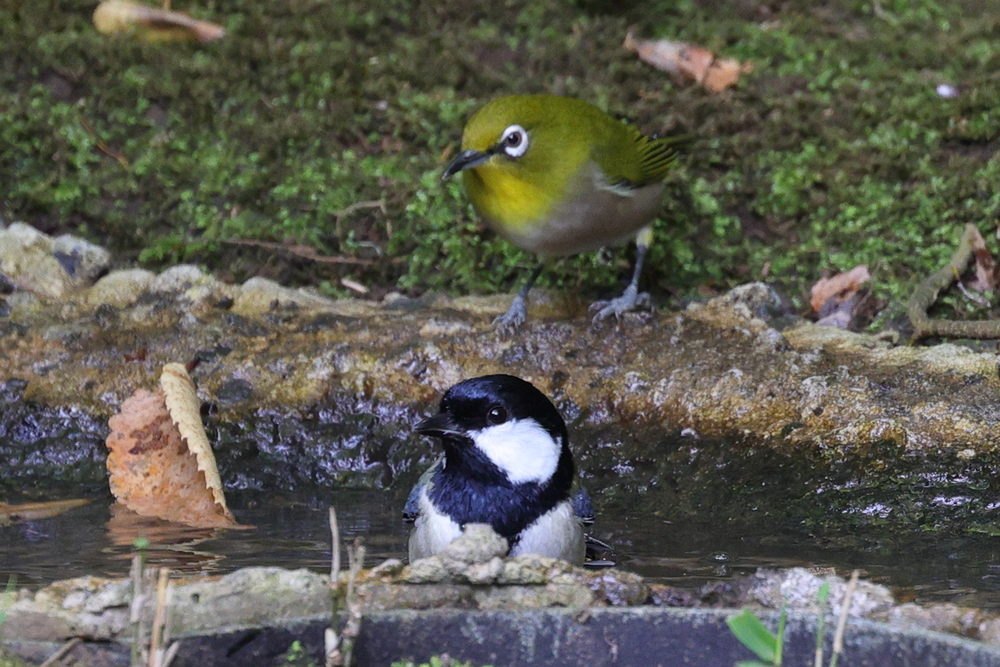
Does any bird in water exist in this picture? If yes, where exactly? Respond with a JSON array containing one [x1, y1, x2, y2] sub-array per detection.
[[404, 374, 604, 564]]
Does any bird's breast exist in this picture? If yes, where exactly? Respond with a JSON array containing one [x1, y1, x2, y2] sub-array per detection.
[[469, 162, 664, 257], [511, 500, 585, 564]]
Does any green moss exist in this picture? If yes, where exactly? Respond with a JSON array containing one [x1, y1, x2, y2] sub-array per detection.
[[392, 657, 490, 667], [2, 0, 998, 313]]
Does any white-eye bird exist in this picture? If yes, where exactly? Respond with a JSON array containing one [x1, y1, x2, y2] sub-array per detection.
[[404, 374, 593, 564], [442, 94, 679, 330]]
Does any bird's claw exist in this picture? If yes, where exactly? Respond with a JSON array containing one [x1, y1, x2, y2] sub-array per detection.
[[493, 294, 528, 333], [589, 285, 650, 322]]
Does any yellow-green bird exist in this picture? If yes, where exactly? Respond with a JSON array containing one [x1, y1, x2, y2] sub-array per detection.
[[442, 94, 679, 330]]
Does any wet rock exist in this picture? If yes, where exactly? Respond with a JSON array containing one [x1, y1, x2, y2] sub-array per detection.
[[0, 575, 131, 641], [4, 265, 1000, 534], [888, 602, 983, 637], [168, 567, 329, 635], [0, 223, 110, 299], [746, 568, 896, 618], [87, 269, 156, 308], [216, 378, 254, 404], [231, 277, 344, 316], [365, 526, 646, 611], [0, 567, 330, 643]]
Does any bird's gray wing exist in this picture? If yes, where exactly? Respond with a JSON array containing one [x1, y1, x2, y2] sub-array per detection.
[[402, 457, 444, 522]]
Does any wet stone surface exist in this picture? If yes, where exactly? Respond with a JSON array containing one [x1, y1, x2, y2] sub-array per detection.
[[2, 229, 1000, 544]]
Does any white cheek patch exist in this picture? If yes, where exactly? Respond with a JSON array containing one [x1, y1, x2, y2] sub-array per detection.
[[471, 418, 561, 485]]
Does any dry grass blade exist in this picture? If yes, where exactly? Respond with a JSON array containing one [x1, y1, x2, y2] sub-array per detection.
[[829, 569, 859, 667], [39, 637, 81, 667], [149, 567, 170, 667]]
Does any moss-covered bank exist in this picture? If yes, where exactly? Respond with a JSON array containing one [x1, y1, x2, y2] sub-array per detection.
[[3, 0, 999, 318]]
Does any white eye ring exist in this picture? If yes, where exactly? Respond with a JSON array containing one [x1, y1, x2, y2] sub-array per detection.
[[499, 124, 529, 158]]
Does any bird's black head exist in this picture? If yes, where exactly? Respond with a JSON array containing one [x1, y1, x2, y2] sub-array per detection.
[[416, 374, 573, 488]]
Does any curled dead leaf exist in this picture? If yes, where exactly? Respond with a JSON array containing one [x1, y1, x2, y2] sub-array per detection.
[[624, 30, 753, 93], [810, 265, 871, 315], [106, 364, 240, 529], [966, 225, 996, 292], [93, 0, 225, 43]]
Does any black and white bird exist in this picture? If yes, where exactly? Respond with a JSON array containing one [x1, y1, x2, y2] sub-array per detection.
[[404, 374, 595, 564]]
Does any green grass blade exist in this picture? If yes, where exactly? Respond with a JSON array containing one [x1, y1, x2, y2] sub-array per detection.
[[727, 609, 778, 663]]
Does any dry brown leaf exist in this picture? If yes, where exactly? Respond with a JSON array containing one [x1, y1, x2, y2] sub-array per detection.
[[624, 31, 753, 93], [810, 265, 871, 314], [106, 365, 238, 529], [0, 498, 92, 527], [93, 0, 225, 43], [160, 363, 231, 517], [967, 225, 996, 292]]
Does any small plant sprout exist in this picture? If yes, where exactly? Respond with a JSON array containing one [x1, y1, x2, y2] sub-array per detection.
[[727, 605, 786, 667]]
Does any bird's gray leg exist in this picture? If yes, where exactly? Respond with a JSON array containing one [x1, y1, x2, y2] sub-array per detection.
[[493, 263, 545, 332], [590, 227, 653, 321]]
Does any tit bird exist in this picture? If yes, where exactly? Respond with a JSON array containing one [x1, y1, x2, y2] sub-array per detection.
[[442, 94, 679, 330], [404, 374, 591, 564]]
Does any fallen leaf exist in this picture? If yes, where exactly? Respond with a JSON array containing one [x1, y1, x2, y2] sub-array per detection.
[[93, 0, 225, 43], [624, 31, 753, 93], [810, 265, 871, 315], [160, 363, 231, 517], [0, 498, 93, 527], [967, 225, 996, 292], [106, 364, 240, 529]]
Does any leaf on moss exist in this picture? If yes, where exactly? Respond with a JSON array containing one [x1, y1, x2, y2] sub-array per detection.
[[93, 0, 226, 43], [967, 225, 996, 292], [809, 264, 871, 317], [624, 31, 753, 93], [105, 363, 240, 529], [0, 499, 93, 528]]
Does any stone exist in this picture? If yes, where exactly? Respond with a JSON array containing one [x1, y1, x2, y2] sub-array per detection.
[[86, 269, 156, 308], [746, 568, 895, 619], [0, 223, 110, 299]]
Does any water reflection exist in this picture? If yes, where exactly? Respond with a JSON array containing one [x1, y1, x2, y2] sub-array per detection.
[[3, 487, 1000, 611]]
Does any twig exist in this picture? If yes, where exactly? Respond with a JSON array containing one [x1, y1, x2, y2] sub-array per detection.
[[149, 568, 170, 667], [39, 637, 81, 667], [814, 582, 829, 667], [161, 641, 181, 667], [340, 539, 366, 667], [955, 279, 991, 307], [908, 224, 1000, 341], [326, 507, 342, 667], [333, 200, 387, 239], [829, 570, 859, 667], [80, 118, 129, 169], [329, 507, 341, 578], [220, 238, 381, 266], [130, 553, 147, 667]]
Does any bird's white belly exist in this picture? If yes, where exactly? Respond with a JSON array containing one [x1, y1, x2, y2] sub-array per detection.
[[510, 500, 585, 565]]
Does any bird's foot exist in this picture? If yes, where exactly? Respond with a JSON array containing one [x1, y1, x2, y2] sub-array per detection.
[[493, 293, 529, 333], [588, 284, 650, 322]]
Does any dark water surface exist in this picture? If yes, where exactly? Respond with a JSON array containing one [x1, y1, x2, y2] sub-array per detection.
[[4, 484, 1000, 611]]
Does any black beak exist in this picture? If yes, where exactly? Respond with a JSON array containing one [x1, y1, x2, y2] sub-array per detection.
[[415, 413, 463, 439], [442, 149, 491, 179]]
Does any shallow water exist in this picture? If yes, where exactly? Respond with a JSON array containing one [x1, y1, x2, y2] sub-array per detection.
[[4, 484, 1000, 611]]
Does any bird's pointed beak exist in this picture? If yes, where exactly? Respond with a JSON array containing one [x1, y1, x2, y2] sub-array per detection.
[[442, 149, 491, 179], [415, 413, 463, 439]]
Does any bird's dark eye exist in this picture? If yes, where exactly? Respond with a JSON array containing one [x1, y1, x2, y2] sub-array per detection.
[[498, 124, 529, 158], [486, 405, 508, 425]]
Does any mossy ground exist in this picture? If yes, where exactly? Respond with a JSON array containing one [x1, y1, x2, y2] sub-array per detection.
[[2, 0, 999, 317]]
